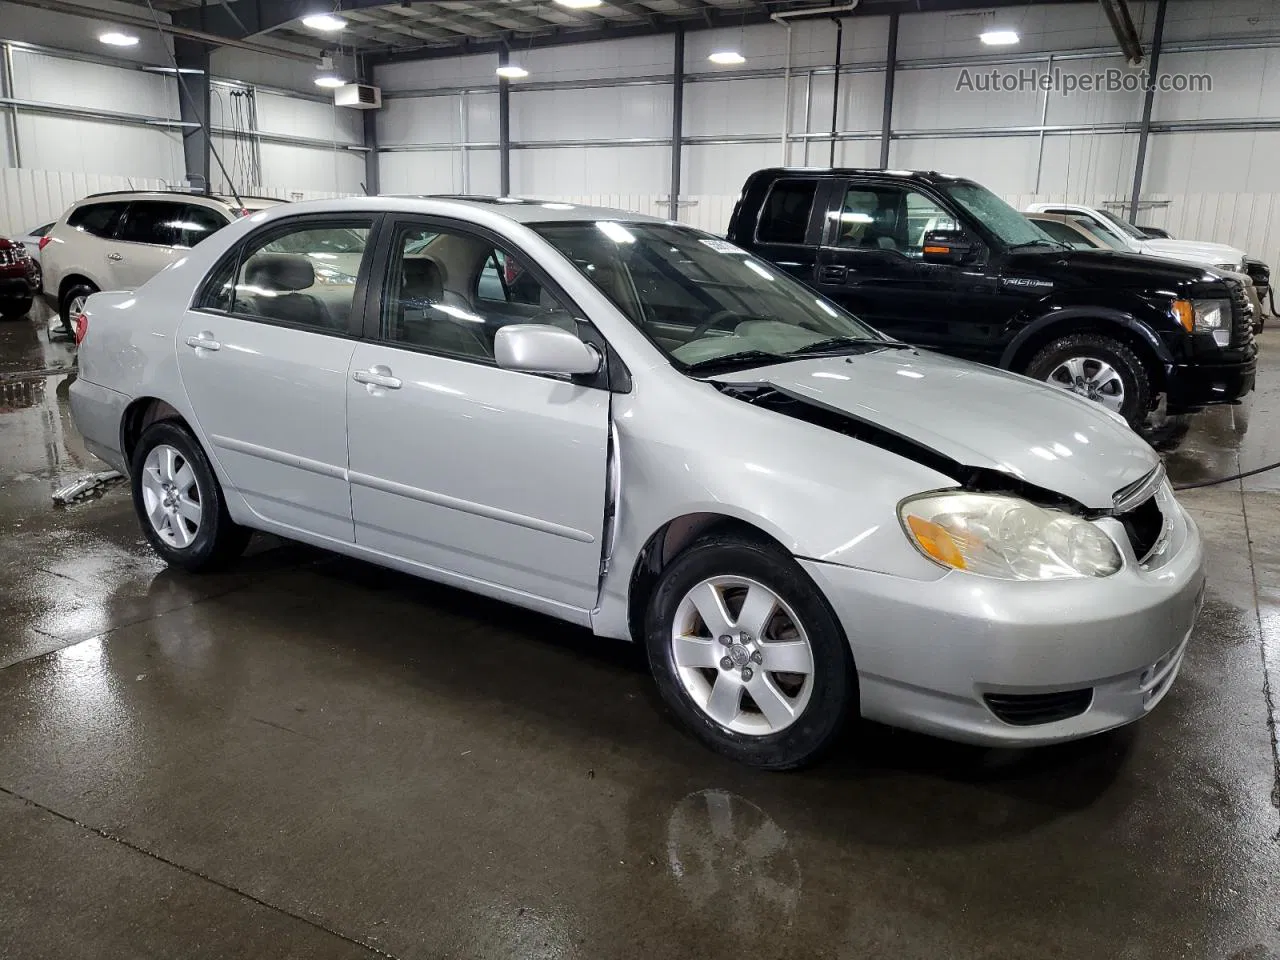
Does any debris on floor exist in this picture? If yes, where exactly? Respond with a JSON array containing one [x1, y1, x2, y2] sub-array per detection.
[[52, 470, 124, 505]]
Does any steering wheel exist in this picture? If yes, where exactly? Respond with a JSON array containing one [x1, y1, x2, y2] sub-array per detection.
[[688, 310, 763, 341]]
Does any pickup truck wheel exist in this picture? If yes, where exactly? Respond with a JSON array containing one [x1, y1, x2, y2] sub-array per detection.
[[60, 284, 97, 339], [1024, 333, 1150, 428], [645, 532, 855, 770], [131, 421, 250, 572]]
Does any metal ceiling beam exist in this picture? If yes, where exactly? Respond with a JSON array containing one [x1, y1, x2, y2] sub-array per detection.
[[347, 8, 460, 42], [1098, 0, 1144, 64]]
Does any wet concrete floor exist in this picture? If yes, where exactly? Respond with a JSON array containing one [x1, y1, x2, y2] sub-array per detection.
[[1, 303, 1278, 959]]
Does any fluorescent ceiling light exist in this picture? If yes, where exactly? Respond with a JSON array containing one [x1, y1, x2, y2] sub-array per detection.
[[980, 29, 1019, 45], [99, 31, 139, 46], [555, 0, 603, 7], [302, 13, 348, 31], [708, 51, 745, 65], [314, 75, 346, 88], [496, 64, 529, 79]]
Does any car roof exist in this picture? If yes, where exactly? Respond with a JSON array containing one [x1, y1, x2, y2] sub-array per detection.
[[389, 195, 668, 225], [746, 167, 973, 186]]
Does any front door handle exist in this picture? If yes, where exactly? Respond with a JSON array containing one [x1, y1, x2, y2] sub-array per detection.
[[185, 333, 221, 352], [353, 366, 402, 390], [107, 252, 123, 262], [819, 264, 847, 283]]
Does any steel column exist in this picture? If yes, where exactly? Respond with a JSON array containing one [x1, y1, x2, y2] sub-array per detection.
[[829, 18, 843, 167], [498, 47, 511, 196], [174, 38, 212, 192], [1034, 54, 1053, 193], [360, 60, 379, 196], [669, 26, 685, 222], [1129, 0, 1168, 223], [879, 13, 898, 169]]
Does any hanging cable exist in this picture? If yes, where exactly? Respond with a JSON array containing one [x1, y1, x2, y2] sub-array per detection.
[[1173, 460, 1280, 491]]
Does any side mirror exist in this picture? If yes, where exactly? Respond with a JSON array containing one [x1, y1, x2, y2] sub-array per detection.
[[495, 324, 601, 377], [922, 229, 976, 265]]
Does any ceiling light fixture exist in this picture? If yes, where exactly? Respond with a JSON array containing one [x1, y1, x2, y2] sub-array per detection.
[[496, 64, 529, 79], [555, 0, 603, 7], [302, 13, 348, 31], [979, 29, 1019, 45], [315, 75, 346, 88], [99, 31, 140, 46], [708, 51, 745, 65]]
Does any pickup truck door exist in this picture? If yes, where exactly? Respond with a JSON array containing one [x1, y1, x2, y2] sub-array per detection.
[[734, 177, 837, 286], [345, 217, 610, 615], [812, 179, 1002, 359]]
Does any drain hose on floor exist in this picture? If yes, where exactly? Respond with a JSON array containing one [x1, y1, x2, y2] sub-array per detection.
[[1173, 461, 1280, 491]]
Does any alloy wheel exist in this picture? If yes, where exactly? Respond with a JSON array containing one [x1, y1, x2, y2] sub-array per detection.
[[1045, 355, 1126, 412], [140, 443, 203, 548], [670, 576, 815, 735]]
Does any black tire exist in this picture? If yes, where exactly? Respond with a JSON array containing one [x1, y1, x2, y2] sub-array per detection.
[[0, 297, 33, 320], [60, 282, 97, 338], [1023, 332, 1151, 429], [645, 532, 856, 770], [130, 420, 250, 572]]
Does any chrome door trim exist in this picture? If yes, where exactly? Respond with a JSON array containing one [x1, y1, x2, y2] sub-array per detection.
[[349, 470, 597, 543]]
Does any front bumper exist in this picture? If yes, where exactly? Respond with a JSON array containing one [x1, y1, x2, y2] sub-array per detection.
[[1166, 357, 1256, 413], [0, 273, 38, 300], [801, 498, 1205, 747], [68, 377, 130, 474]]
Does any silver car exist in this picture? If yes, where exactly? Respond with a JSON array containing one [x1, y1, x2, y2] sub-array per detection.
[[69, 198, 1205, 769]]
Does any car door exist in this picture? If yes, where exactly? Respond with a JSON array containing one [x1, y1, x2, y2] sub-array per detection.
[[345, 218, 610, 614], [177, 215, 378, 542], [814, 181, 988, 353], [109, 200, 190, 289], [744, 176, 832, 285]]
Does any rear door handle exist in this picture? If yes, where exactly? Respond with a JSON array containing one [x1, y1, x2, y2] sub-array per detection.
[[819, 264, 847, 283], [107, 252, 123, 262], [185, 334, 221, 352], [353, 367, 402, 390]]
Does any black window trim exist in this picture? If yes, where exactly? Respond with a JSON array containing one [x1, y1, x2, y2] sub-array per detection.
[[190, 212, 386, 340], [363, 213, 618, 392], [753, 176, 825, 249]]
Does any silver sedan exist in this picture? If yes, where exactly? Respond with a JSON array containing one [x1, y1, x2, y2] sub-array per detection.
[[69, 197, 1205, 768]]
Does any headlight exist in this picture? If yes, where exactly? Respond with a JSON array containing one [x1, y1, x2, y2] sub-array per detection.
[[1172, 297, 1231, 346], [1214, 262, 1238, 272], [899, 492, 1121, 580]]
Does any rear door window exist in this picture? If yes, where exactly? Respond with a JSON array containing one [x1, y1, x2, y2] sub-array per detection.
[[67, 202, 127, 239], [117, 201, 186, 247], [756, 179, 818, 245], [177, 204, 230, 247]]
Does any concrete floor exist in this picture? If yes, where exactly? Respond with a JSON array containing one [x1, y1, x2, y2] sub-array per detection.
[[1, 303, 1278, 960]]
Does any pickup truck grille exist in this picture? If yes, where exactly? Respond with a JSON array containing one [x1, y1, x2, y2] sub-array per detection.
[[0, 247, 22, 267], [1230, 280, 1254, 347]]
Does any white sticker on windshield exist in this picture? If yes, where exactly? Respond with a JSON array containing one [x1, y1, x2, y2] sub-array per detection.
[[699, 238, 747, 254]]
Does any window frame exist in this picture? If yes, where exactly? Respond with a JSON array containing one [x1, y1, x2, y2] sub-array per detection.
[[364, 214, 617, 391], [191, 212, 385, 340]]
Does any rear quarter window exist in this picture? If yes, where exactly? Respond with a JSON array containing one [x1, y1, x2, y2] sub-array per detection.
[[756, 179, 818, 245], [66, 202, 128, 239]]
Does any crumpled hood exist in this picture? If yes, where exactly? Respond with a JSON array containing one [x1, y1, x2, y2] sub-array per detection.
[[1139, 237, 1245, 268], [713, 349, 1160, 510]]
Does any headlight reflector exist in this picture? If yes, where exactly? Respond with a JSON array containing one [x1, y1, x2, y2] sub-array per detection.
[[1173, 297, 1231, 345], [900, 492, 1122, 580]]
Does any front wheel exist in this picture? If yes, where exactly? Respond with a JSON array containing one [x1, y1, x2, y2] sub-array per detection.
[[645, 532, 856, 770], [0, 296, 33, 320], [1023, 333, 1151, 429], [130, 420, 250, 572]]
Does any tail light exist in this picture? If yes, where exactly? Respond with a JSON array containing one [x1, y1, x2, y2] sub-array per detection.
[[38, 235, 52, 251], [74, 311, 89, 345]]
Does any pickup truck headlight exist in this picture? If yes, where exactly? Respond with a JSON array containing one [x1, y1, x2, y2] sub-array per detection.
[[899, 492, 1121, 580], [1172, 298, 1231, 346]]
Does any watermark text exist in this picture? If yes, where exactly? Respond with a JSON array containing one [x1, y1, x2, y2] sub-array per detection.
[[956, 66, 1211, 96]]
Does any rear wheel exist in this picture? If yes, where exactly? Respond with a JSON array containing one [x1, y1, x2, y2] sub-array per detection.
[[131, 420, 250, 572], [60, 283, 97, 339], [645, 532, 856, 770], [0, 296, 33, 320], [1023, 333, 1151, 428]]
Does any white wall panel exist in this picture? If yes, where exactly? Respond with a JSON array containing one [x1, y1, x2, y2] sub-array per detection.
[[1143, 130, 1280, 196], [0, 0, 173, 63], [0, 167, 167, 237], [10, 49, 178, 119], [255, 91, 363, 146], [378, 148, 499, 196], [209, 48, 356, 96], [376, 54, 497, 92], [512, 86, 670, 142], [1153, 49, 1280, 122], [897, 4, 1116, 60], [524, 35, 670, 81], [379, 92, 498, 146], [257, 142, 364, 195], [894, 66, 1040, 131], [15, 114, 184, 181], [686, 20, 888, 73], [511, 145, 668, 196]]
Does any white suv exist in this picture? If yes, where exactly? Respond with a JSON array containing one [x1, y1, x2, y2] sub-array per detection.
[[42, 191, 280, 336]]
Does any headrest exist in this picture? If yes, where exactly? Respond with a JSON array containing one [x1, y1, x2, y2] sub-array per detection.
[[244, 253, 314, 292], [402, 257, 443, 301]]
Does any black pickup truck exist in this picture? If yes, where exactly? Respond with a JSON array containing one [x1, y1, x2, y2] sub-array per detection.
[[726, 168, 1257, 427]]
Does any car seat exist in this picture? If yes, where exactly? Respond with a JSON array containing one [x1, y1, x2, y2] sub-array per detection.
[[398, 256, 489, 358], [240, 254, 337, 329]]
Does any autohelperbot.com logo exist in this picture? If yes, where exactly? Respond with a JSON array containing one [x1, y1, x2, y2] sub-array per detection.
[[956, 66, 1212, 96]]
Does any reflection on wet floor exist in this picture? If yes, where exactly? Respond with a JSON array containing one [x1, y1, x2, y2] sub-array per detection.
[[1, 305, 1278, 960]]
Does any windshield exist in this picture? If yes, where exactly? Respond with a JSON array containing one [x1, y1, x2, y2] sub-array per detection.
[[1105, 214, 1150, 240], [531, 221, 883, 371], [942, 182, 1062, 249], [1073, 215, 1132, 250]]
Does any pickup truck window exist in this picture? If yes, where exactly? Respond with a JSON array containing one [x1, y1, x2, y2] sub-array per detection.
[[943, 182, 1060, 250], [756, 179, 818, 245], [835, 185, 958, 255], [533, 220, 880, 372]]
